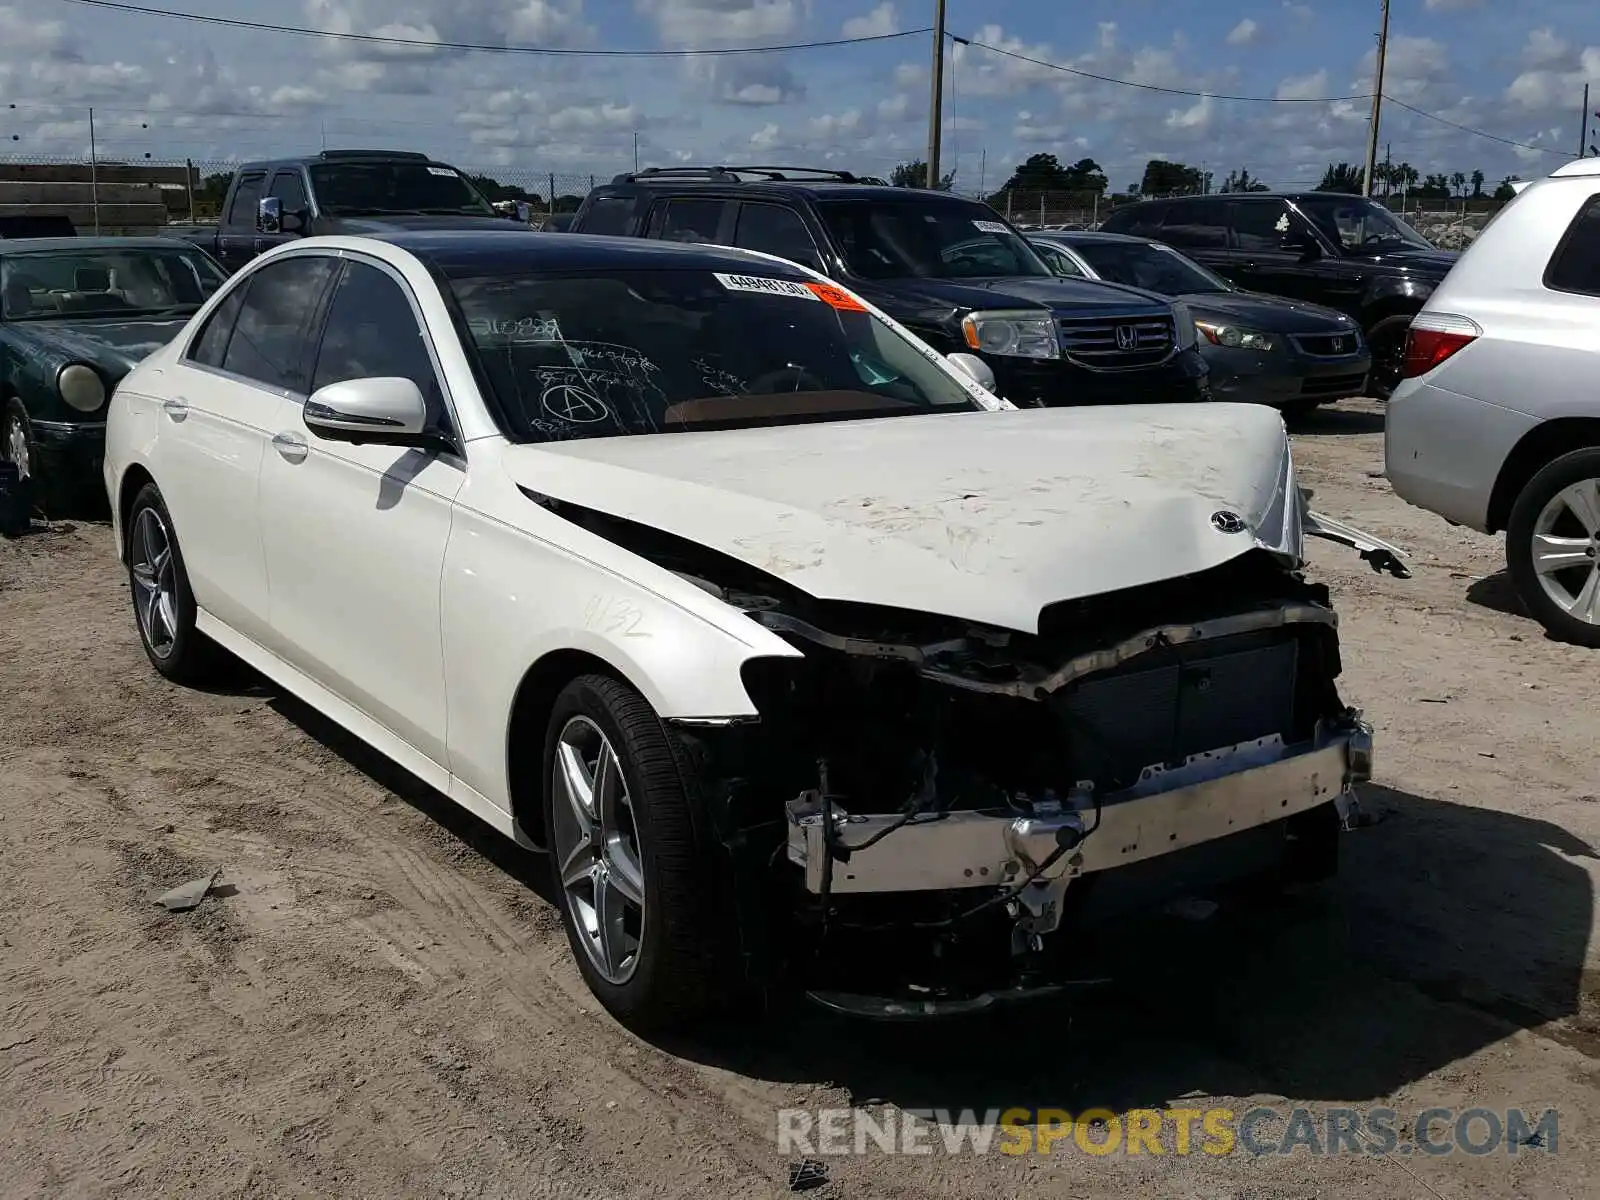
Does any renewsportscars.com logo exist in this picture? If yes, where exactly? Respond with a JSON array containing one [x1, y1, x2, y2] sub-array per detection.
[[777, 1106, 1560, 1158]]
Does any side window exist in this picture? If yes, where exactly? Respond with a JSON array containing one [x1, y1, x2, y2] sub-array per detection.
[[186, 284, 247, 368], [1103, 205, 1163, 239], [220, 256, 338, 391], [1157, 201, 1228, 249], [226, 173, 266, 227], [652, 198, 728, 244], [311, 260, 449, 433], [1034, 243, 1085, 276], [578, 195, 635, 236], [1230, 200, 1295, 251], [732, 203, 823, 270], [1545, 195, 1600, 296], [268, 170, 309, 214]]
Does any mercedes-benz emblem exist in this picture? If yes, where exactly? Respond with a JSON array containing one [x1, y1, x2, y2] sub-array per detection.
[[1211, 510, 1248, 534], [1114, 324, 1138, 351]]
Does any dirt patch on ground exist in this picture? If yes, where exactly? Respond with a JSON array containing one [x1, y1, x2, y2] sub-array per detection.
[[1, 398, 1596, 1198]]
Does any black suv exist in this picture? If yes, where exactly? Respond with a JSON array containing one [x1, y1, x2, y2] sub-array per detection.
[[1099, 191, 1458, 397], [568, 167, 1210, 407]]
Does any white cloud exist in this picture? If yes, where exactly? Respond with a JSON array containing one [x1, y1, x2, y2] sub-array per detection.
[[1423, 0, 1483, 10], [1276, 69, 1330, 100], [1226, 19, 1259, 47], [637, 0, 800, 48], [1165, 94, 1214, 131], [842, 2, 897, 40]]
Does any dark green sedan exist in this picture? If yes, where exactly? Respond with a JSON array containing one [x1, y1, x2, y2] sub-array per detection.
[[1, 237, 227, 511]]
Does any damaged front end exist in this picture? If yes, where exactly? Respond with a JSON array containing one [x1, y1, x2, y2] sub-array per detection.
[[543, 495, 1376, 1017]]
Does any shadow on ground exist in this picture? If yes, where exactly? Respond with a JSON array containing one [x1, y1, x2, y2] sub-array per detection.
[[1287, 404, 1385, 437], [263, 683, 1598, 1114], [1466, 570, 1527, 618]]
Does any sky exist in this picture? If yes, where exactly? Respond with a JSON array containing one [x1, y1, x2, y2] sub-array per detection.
[[0, 0, 1597, 195]]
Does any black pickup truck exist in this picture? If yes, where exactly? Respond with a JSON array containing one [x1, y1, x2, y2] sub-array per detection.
[[178, 149, 522, 273]]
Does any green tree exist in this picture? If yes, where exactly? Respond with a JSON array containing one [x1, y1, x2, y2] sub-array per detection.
[[1317, 162, 1364, 193], [1415, 173, 1452, 199], [890, 159, 956, 190], [1220, 167, 1269, 192], [1492, 175, 1521, 201], [1470, 168, 1485, 198], [1449, 171, 1467, 198], [1139, 159, 1208, 195]]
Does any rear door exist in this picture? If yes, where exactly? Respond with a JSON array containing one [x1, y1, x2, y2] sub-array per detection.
[[729, 201, 828, 273], [643, 196, 735, 245], [216, 171, 266, 272], [1150, 200, 1232, 276], [154, 253, 338, 643]]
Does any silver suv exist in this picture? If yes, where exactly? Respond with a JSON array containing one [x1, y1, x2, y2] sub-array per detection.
[[1385, 157, 1600, 645]]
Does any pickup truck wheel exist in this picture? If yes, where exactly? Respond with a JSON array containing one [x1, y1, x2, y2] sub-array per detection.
[[542, 674, 730, 1031], [1505, 448, 1600, 648], [1365, 314, 1414, 400], [125, 483, 230, 683]]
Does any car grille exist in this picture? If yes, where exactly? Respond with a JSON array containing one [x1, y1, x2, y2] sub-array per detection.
[[1291, 332, 1361, 357], [1056, 632, 1299, 793], [1300, 371, 1368, 398], [1058, 313, 1175, 369]]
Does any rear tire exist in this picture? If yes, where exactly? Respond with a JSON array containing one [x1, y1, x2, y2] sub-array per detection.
[[542, 673, 732, 1031], [125, 482, 230, 684], [1505, 448, 1600, 648]]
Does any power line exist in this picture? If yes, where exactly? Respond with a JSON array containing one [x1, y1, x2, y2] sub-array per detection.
[[52, 0, 930, 56], [956, 36, 1370, 103], [1382, 94, 1572, 157]]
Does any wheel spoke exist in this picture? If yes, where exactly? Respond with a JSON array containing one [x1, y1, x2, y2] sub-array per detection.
[[557, 834, 596, 890], [1531, 533, 1592, 575], [555, 740, 597, 833], [595, 873, 632, 977], [139, 511, 163, 569], [1558, 479, 1600, 538], [593, 741, 622, 830], [603, 837, 646, 908], [1570, 568, 1600, 623], [130, 562, 159, 594]]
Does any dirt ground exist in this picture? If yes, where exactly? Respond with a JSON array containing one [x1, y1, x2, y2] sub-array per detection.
[[2, 397, 1596, 1199]]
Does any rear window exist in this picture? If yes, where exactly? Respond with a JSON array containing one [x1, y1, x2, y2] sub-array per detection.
[[443, 267, 983, 443], [1544, 194, 1600, 296]]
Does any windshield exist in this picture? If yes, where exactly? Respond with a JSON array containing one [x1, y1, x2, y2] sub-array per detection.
[[309, 161, 496, 217], [446, 268, 984, 442], [1067, 239, 1233, 295], [1, 246, 226, 320], [1293, 196, 1433, 251], [817, 200, 1053, 280]]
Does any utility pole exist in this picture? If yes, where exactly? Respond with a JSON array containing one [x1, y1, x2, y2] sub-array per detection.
[[633, 131, 639, 172], [977, 147, 985, 197], [88, 106, 100, 235], [926, 0, 947, 189], [1582, 84, 1590, 157], [1362, 0, 1390, 197]]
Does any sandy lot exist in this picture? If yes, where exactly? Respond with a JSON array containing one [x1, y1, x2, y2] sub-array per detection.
[[1, 397, 1596, 1199]]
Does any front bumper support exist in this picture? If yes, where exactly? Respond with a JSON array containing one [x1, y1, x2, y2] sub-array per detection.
[[785, 714, 1373, 896]]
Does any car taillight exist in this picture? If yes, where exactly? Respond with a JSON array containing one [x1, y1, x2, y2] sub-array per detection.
[[1400, 314, 1481, 379]]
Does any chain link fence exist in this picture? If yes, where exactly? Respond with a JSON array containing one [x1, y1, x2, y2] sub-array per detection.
[[3, 152, 1504, 248]]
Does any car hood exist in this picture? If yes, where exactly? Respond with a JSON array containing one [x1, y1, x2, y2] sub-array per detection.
[[1177, 290, 1359, 334], [500, 404, 1302, 634], [323, 214, 523, 233], [1343, 246, 1458, 274], [852, 273, 1170, 319], [9, 315, 191, 377]]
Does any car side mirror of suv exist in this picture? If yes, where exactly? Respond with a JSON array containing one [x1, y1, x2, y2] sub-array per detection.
[[303, 377, 433, 448], [257, 196, 281, 235]]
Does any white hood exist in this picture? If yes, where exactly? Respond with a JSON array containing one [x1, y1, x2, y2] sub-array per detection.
[[501, 404, 1301, 634]]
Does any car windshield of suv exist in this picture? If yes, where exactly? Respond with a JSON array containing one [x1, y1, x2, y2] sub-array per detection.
[[1066, 239, 1233, 295], [816, 200, 1053, 280], [309, 162, 497, 217], [445, 267, 985, 441], [1293, 196, 1433, 251], [0, 246, 227, 320]]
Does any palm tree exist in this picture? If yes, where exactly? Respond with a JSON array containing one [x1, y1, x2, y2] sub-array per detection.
[[1318, 162, 1365, 193], [1450, 171, 1467, 198], [1470, 169, 1485, 199]]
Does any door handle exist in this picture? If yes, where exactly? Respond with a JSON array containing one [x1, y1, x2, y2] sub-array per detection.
[[162, 397, 189, 420], [271, 431, 308, 463]]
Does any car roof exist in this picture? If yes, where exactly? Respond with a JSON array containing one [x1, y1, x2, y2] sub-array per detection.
[[596, 180, 991, 205], [1124, 191, 1379, 205], [1029, 230, 1151, 245], [364, 229, 817, 277], [0, 236, 203, 254], [235, 151, 452, 172]]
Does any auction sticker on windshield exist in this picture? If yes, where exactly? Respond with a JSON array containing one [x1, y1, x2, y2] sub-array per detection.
[[805, 281, 869, 312], [713, 273, 821, 300], [427, 166, 458, 176], [971, 220, 1009, 233]]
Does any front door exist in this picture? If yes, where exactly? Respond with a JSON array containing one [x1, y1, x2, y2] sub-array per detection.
[[154, 253, 337, 643], [257, 255, 465, 775], [216, 172, 266, 273]]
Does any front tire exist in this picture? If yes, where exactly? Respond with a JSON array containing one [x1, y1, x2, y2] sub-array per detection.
[[125, 482, 229, 683], [2, 397, 40, 513], [1365, 314, 1415, 400], [542, 674, 730, 1030], [1506, 448, 1600, 647]]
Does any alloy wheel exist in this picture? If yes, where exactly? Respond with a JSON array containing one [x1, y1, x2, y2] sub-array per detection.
[[1530, 477, 1600, 626], [129, 506, 179, 659], [5, 414, 28, 479], [550, 715, 647, 984]]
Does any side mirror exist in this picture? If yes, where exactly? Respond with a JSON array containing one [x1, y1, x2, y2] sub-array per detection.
[[303, 377, 431, 447], [256, 196, 281, 235], [281, 209, 306, 234], [945, 351, 997, 393]]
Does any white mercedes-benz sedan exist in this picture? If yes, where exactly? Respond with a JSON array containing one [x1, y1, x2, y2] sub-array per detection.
[[103, 231, 1403, 1028]]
